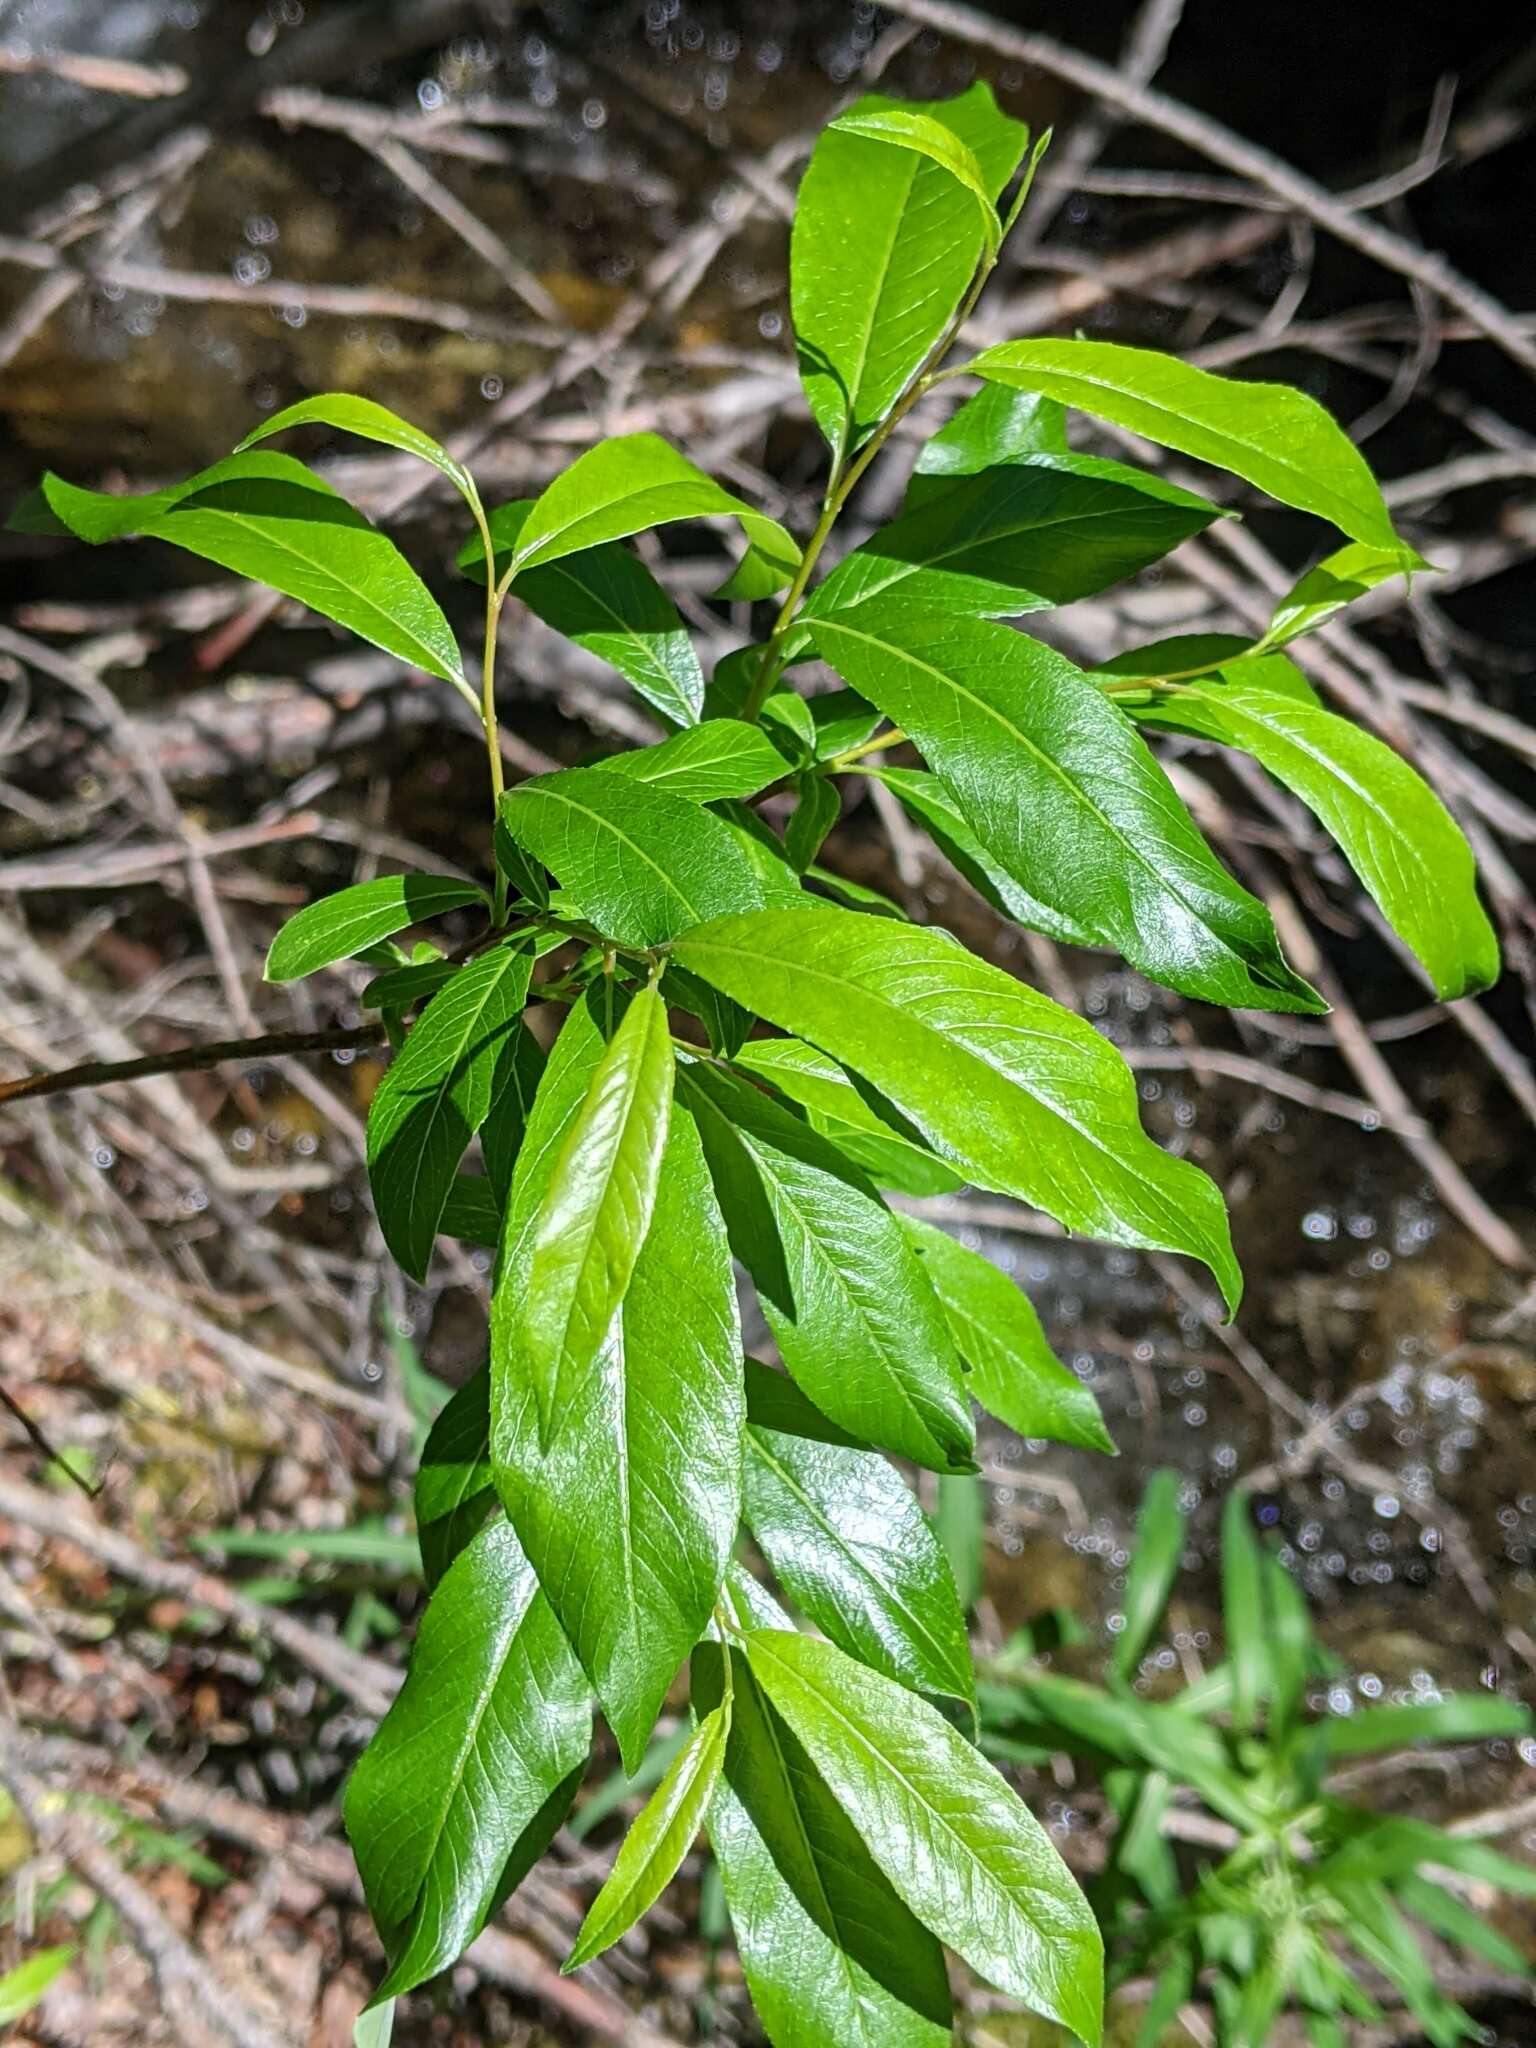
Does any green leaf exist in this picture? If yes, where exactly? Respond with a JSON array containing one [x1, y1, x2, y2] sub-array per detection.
[[805, 455, 1217, 622], [1221, 1489, 1268, 1731], [867, 763, 1091, 946], [673, 907, 1241, 1311], [265, 873, 484, 982], [784, 774, 841, 873], [1125, 662, 1499, 1000], [366, 944, 533, 1280], [492, 992, 743, 1769], [1317, 1693, 1530, 1760], [353, 2003, 396, 2048], [811, 607, 1322, 1012], [595, 720, 788, 802], [1260, 539, 1432, 650], [792, 82, 1028, 458], [961, 339, 1409, 555], [415, 1368, 496, 1586], [480, 1019, 547, 1205], [1394, 1872, 1531, 1977], [237, 392, 478, 511], [677, 1062, 974, 1472], [1113, 1469, 1186, 1680], [907, 384, 1069, 508], [828, 105, 1002, 257], [499, 769, 765, 948], [935, 1474, 986, 1615], [522, 983, 675, 1442], [697, 1636, 953, 2048], [40, 452, 467, 684], [465, 433, 799, 597], [743, 1357, 863, 1448], [744, 1418, 974, 1711], [344, 1516, 589, 2002], [565, 1703, 729, 1969], [437, 1174, 502, 1247], [463, 498, 705, 726], [362, 958, 462, 1013], [1265, 1548, 1314, 1738], [746, 1629, 1103, 2043], [900, 1216, 1113, 1453], [0, 1946, 76, 2023], [730, 1035, 963, 1197]]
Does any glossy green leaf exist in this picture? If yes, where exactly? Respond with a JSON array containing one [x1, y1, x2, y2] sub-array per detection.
[[746, 1629, 1103, 2043], [828, 105, 1001, 256], [522, 983, 674, 1441], [744, 1418, 974, 1710], [480, 1017, 547, 1205], [742, 1356, 863, 1448], [566, 1704, 729, 1969], [935, 1474, 986, 1614], [906, 384, 1069, 508], [784, 773, 841, 873], [792, 82, 1028, 459], [805, 455, 1217, 622], [677, 1062, 974, 1472], [361, 958, 461, 1013], [811, 607, 1322, 1012], [467, 433, 799, 597], [39, 452, 466, 684], [674, 906, 1241, 1310], [0, 1946, 75, 2024], [961, 339, 1409, 554], [866, 763, 1091, 946], [344, 1516, 589, 2001], [1259, 539, 1432, 650], [492, 991, 743, 1769], [1113, 1469, 1186, 1680], [415, 1368, 496, 1586], [265, 874, 484, 982], [1125, 662, 1499, 999], [730, 1035, 963, 1197], [1221, 1488, 1268, 1731], [237, 392, 478, 510], [366, 944, 534, 1280], [697, 1634, 953, 2048], [900, 1215, 1113, 1454], [596, 719, 787, 802], [499, 769, 765, 948], [463, 498, 705, 726]]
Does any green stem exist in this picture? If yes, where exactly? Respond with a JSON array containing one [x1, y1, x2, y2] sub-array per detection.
[[828, 726, 907, 771], [467, 490, 511, 923]]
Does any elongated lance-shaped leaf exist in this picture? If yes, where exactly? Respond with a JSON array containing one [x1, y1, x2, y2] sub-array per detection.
[[1114, 654, 1499, 1000], [1221, 1487, 1269, 1731], [492, 990, 743, 1769], [746, 1629, 1103, 2044], [366, 944, 534, 1281], [960, 339, 1409, 555], [522, 982, 675, 1445], [811, 606, 1322, 1013], [595, 720, 789, 803], [460, 497, 705, 725], [673, 907, 1241, 1311], [415, 1367, 496, 1586], [1113, 1469, 1186, 1681], [899, 1215, 1114, 1453], [828, 106, 1002, 256], [905, 383, 1069, 507], [792, 81, 1028, 460], [237, 392, 479, 511], [499, 768, 766, 948], [694, 1613, 954, 2048], [565, 1702, 730, 1969], [1259, 538, 1432, 650], [804, 454, 1218, 623], [344, 1516, 589, 2002], [265, 873, 484, 982], [33, 453, 467, 685], [730, 1036, 963, 1198], [676, 1062, 974, 1472], [461, 432, 799, 598], [743, 1416, 975, 1711]]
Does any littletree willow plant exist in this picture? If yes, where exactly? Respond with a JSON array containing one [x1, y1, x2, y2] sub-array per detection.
[[11, 83, 1500, 2048]]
